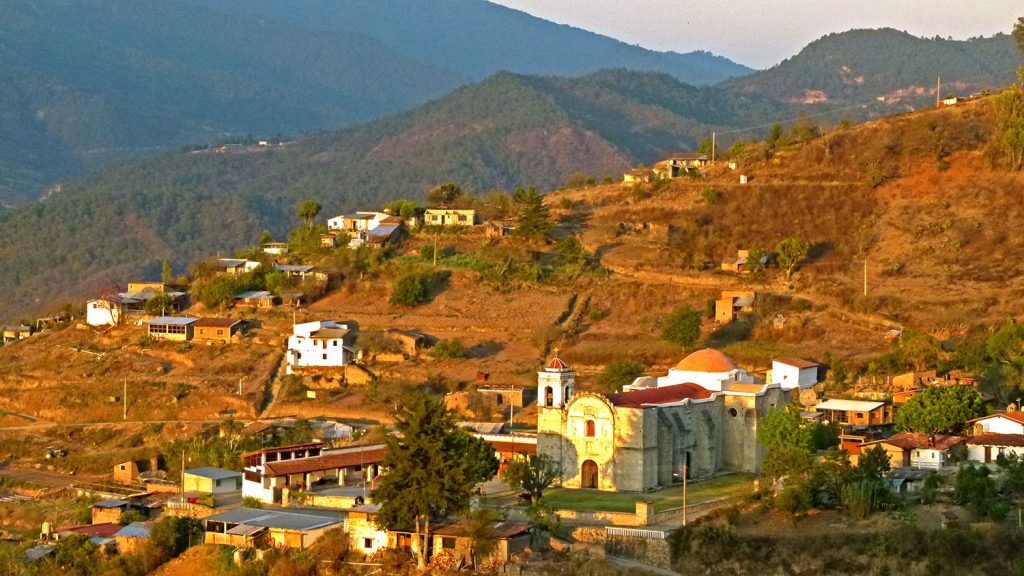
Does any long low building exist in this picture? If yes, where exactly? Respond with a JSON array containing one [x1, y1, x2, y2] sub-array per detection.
[[242, 443, 385, 504], [203, 508, 343, 549]]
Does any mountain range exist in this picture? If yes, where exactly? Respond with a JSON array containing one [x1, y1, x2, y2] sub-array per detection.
[[0, 0, 748, 207]]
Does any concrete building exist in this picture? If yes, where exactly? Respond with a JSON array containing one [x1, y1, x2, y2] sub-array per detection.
[[147, 316, 197, 341], [770, 358, 820, 390], [203, 508, 343, 549], [241, 443, 384, 505], [537, 352, 786, 492], [424, 209, 476, 227], [193, 318, 243, 343], [286, 320, 356, 370], [213, 258, 260, 275], [812, 399, 893, 427], [862, 432, 966, 470], [634, 348, 760, 392], [183, 467, 242, 494]]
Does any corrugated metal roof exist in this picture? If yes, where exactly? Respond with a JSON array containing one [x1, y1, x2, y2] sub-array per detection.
[[236, 291, 274, 299], [114, 522, 151, 539], [814, 399, 886, 412], [185, 467, 241, 481], [93, 499, 129, 509], [149, 316, 197, 326], [205, 509, 343, 531], [274, 264, 315, 273]]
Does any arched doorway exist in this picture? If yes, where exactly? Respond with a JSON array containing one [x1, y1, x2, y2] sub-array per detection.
[[544, 386, 554, 406], [581, 460, 598, 489]]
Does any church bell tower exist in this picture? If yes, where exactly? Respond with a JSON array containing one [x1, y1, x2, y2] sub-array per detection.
[[537, 356, 575, 409]]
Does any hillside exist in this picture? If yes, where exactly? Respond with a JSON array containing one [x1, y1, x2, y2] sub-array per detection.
[[188, 0, 752, 84], [725, 28, 1022, 111], [0, 69, 789, 322], [0, 0, 466, 206]]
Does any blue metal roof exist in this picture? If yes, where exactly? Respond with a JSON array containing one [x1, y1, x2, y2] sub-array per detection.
[[149, 316, 197, 326], [185, 467, 241, 481], [114, 522, 151, 539]]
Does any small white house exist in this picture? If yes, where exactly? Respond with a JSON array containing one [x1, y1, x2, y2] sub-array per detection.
[[327, 212, 388, 232], [86, 298, 127, 327], [214, 258, 261, 275], [968, 412, 1024, 435], [967, 434, 1024, 464], [770, 358, 820, 390], [262, 243, 289, 255], [286, 321, 356, 370]]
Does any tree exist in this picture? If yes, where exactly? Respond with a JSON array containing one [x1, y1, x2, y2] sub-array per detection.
[[727, 140, 746, 160], [698, 137, 713, 156], [513, 187, 552, 242], [596, 361, 646, 394], [661, 305, 702, 347], [429, 339, 465, 360], [503, 453, 561, 504], [371, 394, 498, 569], [296, 200, 321, 229], [894, 385, 987, 435], [775, 237, 809, 280], [150, 516, 203, 556], [143, 292, 176, 316], [1014, 17, 1024, 55], [855, 444, 891, 481], [758, 404, 814, 482], [259, 230, 274, 245], [390, 273, 427, 307], [998, 68, 1024, 170], [161, 259, 173, 285], [426, 182, 463, 208], [461, 509, 500, 569]]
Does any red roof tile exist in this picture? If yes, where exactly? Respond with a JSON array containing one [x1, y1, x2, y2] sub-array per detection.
[[867, 432, 965, 451], [968, 433, 1024, 447], [264, 446, 386, 477], [59, 523, 122, 538], [606, 383, 713, 408], [488, 441, 537, 456], [774, 357, 819, 369], [545, 357, 569, 372], [968, 411, 1024, 425]]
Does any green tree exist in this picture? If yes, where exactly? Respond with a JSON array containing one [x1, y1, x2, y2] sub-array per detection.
[[768, 123, 784, 146], [259, 230, 273, 245], [1014, 17, 1024, 55], [296, 200, 322, 229], [383, 199, 421, 220], [429, 339, 465, 360], [53, 534, 101, 576], [150, 515, 203, 556], [161, 259, 173, 285], [855, 444, 891, 481], [460, 508, 500, 570], [698, 137, 713, 156], [525, 500, 561, 546], [998, 68, 1024, 170], [661, 305, 702, 347], [997, 452, 1024, 501], [426, 182, 463, 208], [955, 463, 1008, 520], [596, 361, 646, 394], [894, 385, 987, 435], [143, 292, 176, 316], [513, 187, 552, 242], [775, 236, 809, 280], [727, 140, 746, 160], [371, 394, 498, 569], [390, 273, 427, 307], [503, 453, 561, 504]]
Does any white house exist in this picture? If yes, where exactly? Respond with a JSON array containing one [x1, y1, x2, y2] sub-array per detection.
[[262, 243, 289, 255], [770, 358, 820, 390], [968, 412, 1024, 435], [286, 321, 356, 371], [214, 258, 261, 275], [327, 212, 388, 232], [86, 297, 129, 326], [966, 412, 1024, 463], [645, 348, 758, 392]]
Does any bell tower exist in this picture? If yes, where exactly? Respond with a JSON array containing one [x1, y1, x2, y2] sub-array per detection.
[[537, 356, 575, 409]]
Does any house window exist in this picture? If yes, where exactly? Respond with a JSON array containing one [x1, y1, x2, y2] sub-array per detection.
[[363, 538, 374, 549], [495, 394, 503, 405], [217, 329, 223, 335], [333, 341, 338, 346], [322, 354, 327, 360], [442, 537, 457, 549], [120, 465, 127, 471], [584, 420, 596, 437]]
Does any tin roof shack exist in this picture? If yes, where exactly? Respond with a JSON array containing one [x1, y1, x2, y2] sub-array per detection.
[[214, 258, 260, 276], [91, 500, 130, 525], [193, 318, 243, 344], [432, 521, 532, 567], [664, 152, 709, 177], [147, 316, 197, 342], [386, 329, 425, 357], [114, 522, 151, 554], [2, 325, 31, 344], [862, 432, 966, 470], [813, 399, 893, 427], [203, 508, 343, 549], [235, 291, 278, 309], [184, 467, 242, 494], [714, 290, 755, 324]]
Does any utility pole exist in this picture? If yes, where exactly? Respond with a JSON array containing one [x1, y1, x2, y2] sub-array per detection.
[[433, 233, 438, 268], [509, 386, 515, 431], [936, 76, 941, 108], [682, 463, 688, 526], [863, 259, 868, 297], [711, 131, 717, 163], [123, 377, 127, 421], [238, 377, 243, 396]]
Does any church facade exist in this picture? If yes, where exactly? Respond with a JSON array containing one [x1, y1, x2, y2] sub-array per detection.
[[536, 350, 788, 492]]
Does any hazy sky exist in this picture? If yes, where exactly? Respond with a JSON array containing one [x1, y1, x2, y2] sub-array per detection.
[[491, 1, 1021, 69]]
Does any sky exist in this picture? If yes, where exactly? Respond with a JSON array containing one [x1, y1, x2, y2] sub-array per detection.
[[490, 1, 1021, 69]]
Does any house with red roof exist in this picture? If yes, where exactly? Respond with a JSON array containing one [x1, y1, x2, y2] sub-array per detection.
[[966, 411, 1024, 463], [537, 350, 787, 492], [861, 432, 966, 470]]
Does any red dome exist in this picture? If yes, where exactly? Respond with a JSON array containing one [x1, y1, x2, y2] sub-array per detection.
[[545, 356, 570, 372], [673, 348, 738, 373]]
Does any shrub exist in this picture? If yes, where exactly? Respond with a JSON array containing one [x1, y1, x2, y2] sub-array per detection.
[[701, 187, 722, 205], [390, 273, 427, 307], [661, 305, 702, 347], [841, 479, 887, 519], [241, 496, 263, 508], [430, 340, 465, 360], [596, 361, 646, 394]]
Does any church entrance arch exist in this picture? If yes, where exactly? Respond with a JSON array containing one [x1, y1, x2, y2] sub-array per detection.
[[581, 460, 598, 489]]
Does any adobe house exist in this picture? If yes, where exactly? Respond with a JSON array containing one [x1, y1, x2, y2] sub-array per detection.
[[194, 318, 243, 343], [183, 467, 242, 494], [622, 168, 656, 185], [386, 329, 425, 356], [812, 398, 894, 427], [431, 521, 532, 566], [91, 500, 129, 524], [714, 290, 756, 324]]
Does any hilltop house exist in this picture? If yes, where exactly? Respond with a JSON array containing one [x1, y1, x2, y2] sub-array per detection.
[[203, 508, 343, 549], [769, 358, 820, 390], [424, 209, 476, 227], [86, 284, 188, 326], [622, 168, 656, 185], [327, 212, 388, 233], [261, 242, 288, 255], [862, 432, 966, 470], [714, 290, 755, 324], [193, 318, 243, 343], [286, 320, 356, 370], [234, 291, 278, 309], [721, 249, 769, 273], [965, 412, 1024, 463], [663, 152, 709, 177], [1, 325, 31, 344], [183, 467, 242, 494], [539, 351, 787, 492], [214, 258, 261, 276], [273, 264, 328, 283]]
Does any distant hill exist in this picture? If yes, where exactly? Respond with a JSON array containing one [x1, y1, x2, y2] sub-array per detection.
[[188, 0, 752, 85], [724, 29, 1022, 111], [0, 0, 752, 208], [0, 69, 787, 321], [0, 0, 466, 206]]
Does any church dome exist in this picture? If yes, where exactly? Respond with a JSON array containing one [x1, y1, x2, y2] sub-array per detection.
[[673, 348, 738, 373], [545, 356, 570, 372]]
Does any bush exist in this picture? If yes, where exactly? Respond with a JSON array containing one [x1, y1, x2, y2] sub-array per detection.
[[430, 340, 465, 360], [241, 496, 263, 508], [661, 305, 702, 347], [596, 361, 646, 394], [841, 479, 887, 519], [390, 270, 450, 307], [701, 187, 722, 205]]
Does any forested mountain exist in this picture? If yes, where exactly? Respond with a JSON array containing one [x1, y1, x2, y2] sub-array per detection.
[[187, 0, 752, 85], [0, 0, 751, 208], [0, 69, 788, 321], [725, 29, 1022, 110]]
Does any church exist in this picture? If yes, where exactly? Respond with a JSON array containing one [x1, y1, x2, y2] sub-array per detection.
[[536, 349, 788, 492]]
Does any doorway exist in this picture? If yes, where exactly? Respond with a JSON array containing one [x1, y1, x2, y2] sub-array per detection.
[[581, 460, 598, 489]]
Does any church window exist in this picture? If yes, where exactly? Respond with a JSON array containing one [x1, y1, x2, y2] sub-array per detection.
[[584, 419, 596, 437], [544, 386, 554, 406]]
